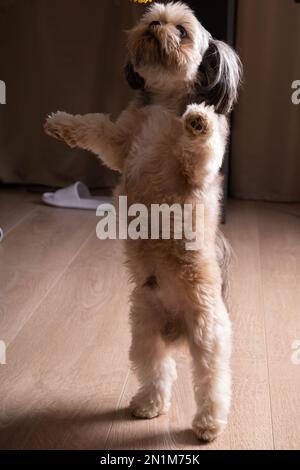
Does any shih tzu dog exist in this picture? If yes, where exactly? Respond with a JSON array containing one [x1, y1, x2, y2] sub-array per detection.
[[45, 1, 242, 442]]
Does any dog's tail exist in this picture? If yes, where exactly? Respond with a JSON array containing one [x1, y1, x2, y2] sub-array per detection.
[[216, 229, 232, 304]]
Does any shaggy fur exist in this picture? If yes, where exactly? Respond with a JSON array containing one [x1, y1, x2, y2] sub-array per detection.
[[44, 1, 242, 442]]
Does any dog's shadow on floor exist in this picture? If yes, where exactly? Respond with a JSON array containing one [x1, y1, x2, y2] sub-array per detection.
[[0, 406, 203, 450]]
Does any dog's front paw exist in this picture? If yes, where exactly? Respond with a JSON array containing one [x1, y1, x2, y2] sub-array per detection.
[[130, 390, 169, 419], [183, 104, 215, 137], [44, 111, 78, 148], [193, 414, 226, 443]]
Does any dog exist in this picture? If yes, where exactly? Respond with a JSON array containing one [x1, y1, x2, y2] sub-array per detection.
[[44, 1, 242, 442]]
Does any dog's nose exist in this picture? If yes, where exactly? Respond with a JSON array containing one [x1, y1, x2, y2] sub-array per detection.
[[149, 21, 161, 29]]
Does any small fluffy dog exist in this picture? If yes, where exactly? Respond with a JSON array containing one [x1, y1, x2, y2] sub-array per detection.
[[45, 1, 242, 442]]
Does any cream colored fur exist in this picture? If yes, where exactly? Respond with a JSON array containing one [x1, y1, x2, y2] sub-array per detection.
[[44, 1, 240, 442]]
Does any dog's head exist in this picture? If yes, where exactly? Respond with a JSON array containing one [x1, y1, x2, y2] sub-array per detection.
[[126, 1, 242, 114]]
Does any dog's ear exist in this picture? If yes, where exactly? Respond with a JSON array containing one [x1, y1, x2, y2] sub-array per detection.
[[195, 40, 242, 114], [124, 61, 145, 91]]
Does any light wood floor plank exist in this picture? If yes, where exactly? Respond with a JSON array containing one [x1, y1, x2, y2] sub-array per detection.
[[257, 203, 300, 450], [0, 206, 96, 346], [0, 239, 131, 450], [0, 205, 96, 269], [0, 188, 38, 235], [223, 201, 274, 449]]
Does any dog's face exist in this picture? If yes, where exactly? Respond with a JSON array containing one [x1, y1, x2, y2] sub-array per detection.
[[127, 2, 210, 84], [126, 2, 242, 114]]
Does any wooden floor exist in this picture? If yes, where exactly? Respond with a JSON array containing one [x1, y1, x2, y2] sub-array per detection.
[[0, 187, 300, 450]]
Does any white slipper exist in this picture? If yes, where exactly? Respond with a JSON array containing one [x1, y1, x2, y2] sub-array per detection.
[[42, 181, 113, 210]]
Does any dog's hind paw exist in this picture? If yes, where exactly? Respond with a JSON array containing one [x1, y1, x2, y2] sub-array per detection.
[[130, 391, 170, 419], [193, 414, 226, 443]]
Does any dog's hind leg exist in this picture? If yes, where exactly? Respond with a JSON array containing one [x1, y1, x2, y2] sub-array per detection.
[[129, 290, 177, 419], [187, 291, 232, 442]]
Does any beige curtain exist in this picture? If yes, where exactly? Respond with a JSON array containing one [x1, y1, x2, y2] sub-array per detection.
[[231, 0, 300, 202], [0, 0, 143, 188]]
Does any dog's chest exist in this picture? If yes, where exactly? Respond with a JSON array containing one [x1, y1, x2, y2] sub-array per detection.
[[123, 106, 184, 200]]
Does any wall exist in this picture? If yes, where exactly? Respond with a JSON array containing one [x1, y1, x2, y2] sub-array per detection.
[[0, 0, 142, 188], [231, 0, 300, 201]]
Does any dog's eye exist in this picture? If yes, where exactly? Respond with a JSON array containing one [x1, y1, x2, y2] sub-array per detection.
[[176, 25, 187, 39]]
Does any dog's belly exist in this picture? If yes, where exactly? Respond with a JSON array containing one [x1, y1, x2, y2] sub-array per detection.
[[143, 266, 193, 316], [148, 271, 194, 341]]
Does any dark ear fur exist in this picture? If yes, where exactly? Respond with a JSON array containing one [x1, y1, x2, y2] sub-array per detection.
[[124, 61, 145, 91], [195, 40, 242, 114]]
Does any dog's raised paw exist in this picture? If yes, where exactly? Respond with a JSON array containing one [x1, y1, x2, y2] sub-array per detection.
[[44, 111, 78, 148], [183, 104, 214, 137], [184, 111, 209, 136]]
